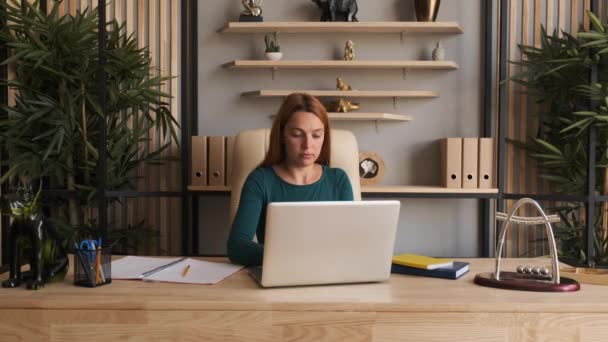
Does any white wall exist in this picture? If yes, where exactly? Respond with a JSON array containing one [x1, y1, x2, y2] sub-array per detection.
[[197, 0, 486, 257]]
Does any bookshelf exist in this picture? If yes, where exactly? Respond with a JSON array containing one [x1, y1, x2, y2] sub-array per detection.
[[219, 21, 463, 34]]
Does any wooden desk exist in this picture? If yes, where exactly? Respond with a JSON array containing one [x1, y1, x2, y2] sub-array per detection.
[[1, 257, 607, 341]]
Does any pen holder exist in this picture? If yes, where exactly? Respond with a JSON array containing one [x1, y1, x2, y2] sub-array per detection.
[[74, 247, 112, 287]]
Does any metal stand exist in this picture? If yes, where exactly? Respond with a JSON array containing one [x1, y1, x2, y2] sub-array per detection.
[[474, 198, 580, 292]]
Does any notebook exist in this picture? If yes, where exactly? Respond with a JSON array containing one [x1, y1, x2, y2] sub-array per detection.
[[391, 253, 453, 270], [249, 200, 401, 287], [391, 261, 470, 280], [111, 256, 243, 284]]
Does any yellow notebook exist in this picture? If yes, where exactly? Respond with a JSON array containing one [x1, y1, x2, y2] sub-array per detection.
[[392, 254, 453, 270]]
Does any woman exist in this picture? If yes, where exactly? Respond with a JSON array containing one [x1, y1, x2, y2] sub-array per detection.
[[227, 93, 354, 266]]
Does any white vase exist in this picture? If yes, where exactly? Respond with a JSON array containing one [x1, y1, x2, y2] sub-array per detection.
[[432, 41, 445, 61], [265, 52, 283, 61]]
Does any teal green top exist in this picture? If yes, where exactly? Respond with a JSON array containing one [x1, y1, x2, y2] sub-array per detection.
[[227, 165, 354, 266]]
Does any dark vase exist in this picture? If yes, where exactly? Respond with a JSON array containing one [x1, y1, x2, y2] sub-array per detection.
[[415, 0, 441, 22]]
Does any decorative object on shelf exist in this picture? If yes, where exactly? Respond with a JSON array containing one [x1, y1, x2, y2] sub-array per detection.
[[264, 32, 282, 60], [336, 77, 353, 91], [432, 40, 445, 61], [358, 152, 386, 186], [326, 98, 360, 112], [1, 180, 68, 290], [414, 0, 440, 22], [239, 0, 263, 22], [344, 40, 355, 61], [474, 198, 580, 292], [311, 0, 359, 22]]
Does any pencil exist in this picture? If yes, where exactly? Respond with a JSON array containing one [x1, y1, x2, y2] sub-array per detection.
[[95, 247, 102, 285], [182, 265, 191, 277]]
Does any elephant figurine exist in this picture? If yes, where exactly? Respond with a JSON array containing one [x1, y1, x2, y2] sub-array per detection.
[[311, 0, 359, 22]]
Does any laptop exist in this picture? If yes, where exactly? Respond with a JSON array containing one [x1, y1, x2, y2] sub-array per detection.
[[249, 200, 400, 287]]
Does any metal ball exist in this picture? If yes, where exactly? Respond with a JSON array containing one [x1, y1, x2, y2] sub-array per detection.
[[516, 265, 525, 273], [540, 267, 550, 276], [531, 267, 541, 275], [523, 266, 533, 274]]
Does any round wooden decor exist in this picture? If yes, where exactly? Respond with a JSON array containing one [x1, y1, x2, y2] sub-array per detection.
[[358, 151, 385, 186]]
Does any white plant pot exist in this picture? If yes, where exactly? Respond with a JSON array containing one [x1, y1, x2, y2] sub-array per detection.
[[265, 52, 283, 61]]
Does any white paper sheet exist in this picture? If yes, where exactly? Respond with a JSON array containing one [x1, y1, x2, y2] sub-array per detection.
[[111, 256, 182, 279], [110, 256, 243, 284], [144, 258, 244, 284]]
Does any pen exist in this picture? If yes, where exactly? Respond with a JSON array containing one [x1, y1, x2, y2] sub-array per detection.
[[141, 257, 187, 278], [182, 265, 191, 277]]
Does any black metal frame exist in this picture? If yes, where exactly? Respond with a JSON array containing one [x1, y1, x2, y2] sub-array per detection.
[[0, 0, 8, 266], [94, 0, 199, 255], [186, 0, 498, 257], [481, 0, 495, 257], [496, 0, 602, 266], [0, 0, 199, 265], [97, 0, 108, 241], [182, 0, 198, 256]]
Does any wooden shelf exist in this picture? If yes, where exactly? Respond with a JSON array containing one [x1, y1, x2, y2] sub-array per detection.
[[242, 90, 439, 98], [270, 112, 412, 122], [328, 113, 412, 121], [188, 185, 230, 192], [189, 185, 498, 195], [223, 60, 459, 70], [219, 21, 463, 34], [362, 186, 499, 194]]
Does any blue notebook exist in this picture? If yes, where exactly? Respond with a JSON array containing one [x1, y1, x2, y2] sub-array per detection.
[[391, 261, 470, 280]]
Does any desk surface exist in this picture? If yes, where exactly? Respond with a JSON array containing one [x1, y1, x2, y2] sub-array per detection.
[[0, 257, 606, 313], [2, 257, 608, 341]]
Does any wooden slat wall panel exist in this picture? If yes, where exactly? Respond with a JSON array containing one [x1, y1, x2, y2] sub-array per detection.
[[136, 0, 148, 254], [504, 0, 598, 257], [159, 0, 169, 254], [506, 0, 518, 257], [518, 0, 529, 258], [52, 0, 183, 255], [170, 0, 181, 254], [532, 0, 542, 257], [148, 0, 160, 254]]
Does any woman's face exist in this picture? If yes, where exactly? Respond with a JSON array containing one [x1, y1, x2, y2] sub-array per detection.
[[283, 111, 325, 167]]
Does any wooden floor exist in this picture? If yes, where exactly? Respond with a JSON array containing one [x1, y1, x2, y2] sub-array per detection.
[[1, 257, 607, 341]]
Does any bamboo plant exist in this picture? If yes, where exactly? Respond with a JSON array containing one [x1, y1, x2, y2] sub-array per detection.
[[509, 11, 608, 265], [0, 0, 179, 253]]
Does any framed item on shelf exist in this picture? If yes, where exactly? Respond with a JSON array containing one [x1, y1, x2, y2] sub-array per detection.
[[358, 151, 385, 186]]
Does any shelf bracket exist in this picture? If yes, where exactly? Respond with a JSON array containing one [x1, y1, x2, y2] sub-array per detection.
[[393, 97, 398, 110], [271, 67, 277, 80], [374, 120, 380, 133], [402, 68, 409, 80], [400, 32, 406, 46]]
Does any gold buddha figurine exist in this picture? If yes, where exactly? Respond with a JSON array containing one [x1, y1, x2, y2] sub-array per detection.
[[344, 40, 355, 61]]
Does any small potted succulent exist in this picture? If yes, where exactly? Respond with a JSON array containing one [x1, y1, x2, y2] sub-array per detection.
[[264, 32, 282, 60]]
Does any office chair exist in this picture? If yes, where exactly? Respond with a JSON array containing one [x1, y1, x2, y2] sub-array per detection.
[[229, 128, 361, 224]]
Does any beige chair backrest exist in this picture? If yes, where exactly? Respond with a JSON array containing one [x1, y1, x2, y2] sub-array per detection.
[[229, 128, 361, 224]]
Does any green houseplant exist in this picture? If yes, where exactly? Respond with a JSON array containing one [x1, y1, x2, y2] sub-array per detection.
[[509, 11, 608, 265], [264, 32, 282, 60], [0, 0, 179, 254]]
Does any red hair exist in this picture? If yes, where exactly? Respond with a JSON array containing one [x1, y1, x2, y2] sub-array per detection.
[[260, 93, 331, 167]]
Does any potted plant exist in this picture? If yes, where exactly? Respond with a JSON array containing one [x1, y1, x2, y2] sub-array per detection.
[[264, 32, 282, 61], [509, 11, 608, 266], [0, 0, 179, 258]]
